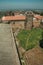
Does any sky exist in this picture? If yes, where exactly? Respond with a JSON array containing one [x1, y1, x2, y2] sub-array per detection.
[[0, 0, 43, 10]]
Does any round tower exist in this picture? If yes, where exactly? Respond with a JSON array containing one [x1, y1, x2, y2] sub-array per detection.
[[25, 11, 34, 30]]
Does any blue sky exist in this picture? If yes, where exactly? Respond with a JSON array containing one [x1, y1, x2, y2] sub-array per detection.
[[0, 0, 43, 10]]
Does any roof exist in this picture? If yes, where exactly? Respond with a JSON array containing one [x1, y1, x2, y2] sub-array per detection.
[[34, 15, 43, 20], [2, 15, 26, 21]]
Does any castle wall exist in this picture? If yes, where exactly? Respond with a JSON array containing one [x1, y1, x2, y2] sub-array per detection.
[[33, 18, 40, 28]]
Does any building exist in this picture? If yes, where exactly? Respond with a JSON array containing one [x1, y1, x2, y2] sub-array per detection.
[[25, 11, 34, 30], [33, 15, 43, 28], [2, 13, 43, 30], [2, 15, 26, 30]]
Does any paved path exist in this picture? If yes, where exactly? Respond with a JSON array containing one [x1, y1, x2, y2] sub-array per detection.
[[0, 24, 20, 65]]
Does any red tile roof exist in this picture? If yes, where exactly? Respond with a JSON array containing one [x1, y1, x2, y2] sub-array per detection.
[[2, 15, 26, 21], [34, 15, 43, 20]]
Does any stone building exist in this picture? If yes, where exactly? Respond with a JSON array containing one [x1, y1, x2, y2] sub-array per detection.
[[25, 11, 34, 30], [33, 18, 40, 28], [2, 15, 26, 30], [33, 15, 43, 28], [1, 13, 43, 30]]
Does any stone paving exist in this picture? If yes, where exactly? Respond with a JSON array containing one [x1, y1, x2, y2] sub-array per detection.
[[0, 24, 20, 65]]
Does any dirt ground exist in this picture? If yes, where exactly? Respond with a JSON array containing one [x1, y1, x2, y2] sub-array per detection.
[[24, 46, 43, 65]]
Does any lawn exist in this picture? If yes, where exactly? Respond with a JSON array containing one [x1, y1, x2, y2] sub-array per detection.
[[17, 28, 43, 51]]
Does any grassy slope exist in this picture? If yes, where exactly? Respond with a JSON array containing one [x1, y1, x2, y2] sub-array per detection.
[[17, 28, 43, 50]]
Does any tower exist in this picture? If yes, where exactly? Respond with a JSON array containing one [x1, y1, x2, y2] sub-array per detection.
[[25, 11, 33, 30]]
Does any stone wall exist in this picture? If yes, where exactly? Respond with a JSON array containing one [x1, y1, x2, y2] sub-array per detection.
[[25, 14, 33, 30], [33, 18, 40, 28], [11, 21, 25, 32], [15, 21, 25, 29]]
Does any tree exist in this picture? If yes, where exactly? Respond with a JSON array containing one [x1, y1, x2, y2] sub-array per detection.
[[39, 32, 43, 48]]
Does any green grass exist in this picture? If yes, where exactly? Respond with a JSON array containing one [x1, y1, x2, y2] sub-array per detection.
[[17, 28, 43, 51]]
